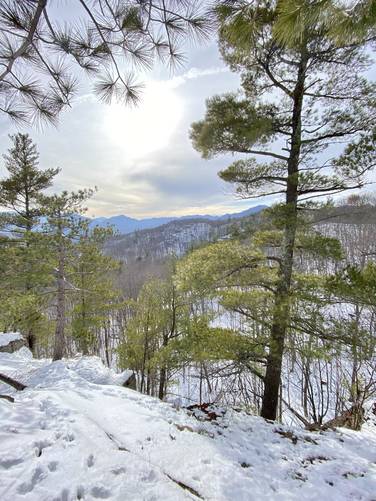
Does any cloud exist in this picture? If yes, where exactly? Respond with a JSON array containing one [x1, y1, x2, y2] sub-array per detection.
[[168, 66, 230, 89], [0, 41, 255, 218]]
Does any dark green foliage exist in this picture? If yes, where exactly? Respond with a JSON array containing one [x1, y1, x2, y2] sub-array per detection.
[[0, 133, 59, 349], [190, 94, 277, 159], [273, 0, 376, 47], [0, 133, 59, 232]]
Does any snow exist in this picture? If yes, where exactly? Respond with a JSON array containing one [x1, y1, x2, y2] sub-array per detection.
[[1, 350, 376, 500], [0, 332, 23, 347], [67, 356, 133, 386]]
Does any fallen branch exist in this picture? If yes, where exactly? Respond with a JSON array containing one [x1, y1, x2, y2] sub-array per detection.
[[320, 404, 365, 431], [0, 394, 15, 403], [282, 398, 311, 428], [0, 372, 27, 391]]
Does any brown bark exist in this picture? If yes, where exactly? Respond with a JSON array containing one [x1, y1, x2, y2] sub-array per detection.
[[158, 330, 169, 400], [261, 47, 308, 421], [158, 366, 166, 400], [0, 372, 27, 391], [53, 225, 65, 361], [0, 394, 15, 403]]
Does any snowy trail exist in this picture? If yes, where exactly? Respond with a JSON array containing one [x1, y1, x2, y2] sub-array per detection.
[[53, 390, 202, 499], [1, 350, 376, 501], [1, 388, 196, 501]]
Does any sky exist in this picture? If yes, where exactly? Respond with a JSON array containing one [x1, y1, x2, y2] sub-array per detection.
[[0, 11, 256, 219], [0, 4, 374, 219]]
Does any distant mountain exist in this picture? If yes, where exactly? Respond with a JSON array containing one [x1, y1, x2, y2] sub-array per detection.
[[89, 205, 267, 235]]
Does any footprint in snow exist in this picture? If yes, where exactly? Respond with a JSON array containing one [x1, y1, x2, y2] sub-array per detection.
[[53, 487, 70, 501], [48, 461, 59, 472], [39, 419, 48, 430], [76, 485, 85, 499], [87, 454, 95, 467], [63, 432, 75, 443], [111, 466, 126, 475], [17, 466, 47, 494], [0, 457, 24, 469], [91, 485, 112, 498], [34, 439, 52, 457], [141, 469, 158, 483]]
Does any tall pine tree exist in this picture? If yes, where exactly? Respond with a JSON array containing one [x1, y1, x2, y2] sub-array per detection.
[[0, 133, 59, 351], [190, 1, 376, 420]]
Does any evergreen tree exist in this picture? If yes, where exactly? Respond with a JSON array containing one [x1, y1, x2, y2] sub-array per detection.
[[39, 189, 94, 361], [273, 0, 376, 47], [119, 270, 190, 400], [0, 133, 59, 233], [326, 262, 376, 428], [190, 1, 376, 420], [0, 133, 59, 351], [70, 226, 121, 355]]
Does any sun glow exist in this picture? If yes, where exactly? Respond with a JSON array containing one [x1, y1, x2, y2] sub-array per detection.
[[104, 80, 184, 161]]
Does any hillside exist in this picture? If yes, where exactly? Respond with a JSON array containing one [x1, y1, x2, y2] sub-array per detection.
[[105, 218, 229, 262], [104, 209, 266, 264], [1, 348, 376, 501]]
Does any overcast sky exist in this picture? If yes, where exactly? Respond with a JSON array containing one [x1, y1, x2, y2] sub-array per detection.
[[0, 24, 262, 218], [0, 4, 374, 219]]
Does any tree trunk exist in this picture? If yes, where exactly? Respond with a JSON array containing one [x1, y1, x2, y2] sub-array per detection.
[[104, 320, 111, 367], [25, 200, 37, 355], [53, 240, 65, 361], [350, 303, 361, 402], [158, 366, 167, 400], [261, 48, 307, 421], [158, 331, 169, 400], [79, 267, 89, 355], [26, 329, 36, 353]]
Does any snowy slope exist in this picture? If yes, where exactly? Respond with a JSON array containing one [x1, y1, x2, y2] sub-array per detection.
[[1, 350, 376, 501]]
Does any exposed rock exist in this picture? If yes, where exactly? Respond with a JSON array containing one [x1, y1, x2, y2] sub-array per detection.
[[122, 372, 137, 390], [0, 333, 26, 353]]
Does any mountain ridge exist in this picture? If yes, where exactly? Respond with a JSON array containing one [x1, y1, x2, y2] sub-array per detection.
[[90, 205, 267, 234]]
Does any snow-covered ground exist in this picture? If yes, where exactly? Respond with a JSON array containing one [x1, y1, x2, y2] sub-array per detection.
[[1, 349, 376, 501]]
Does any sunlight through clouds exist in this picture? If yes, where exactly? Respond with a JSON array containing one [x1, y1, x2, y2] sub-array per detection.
[[104, 80, 184, 160]]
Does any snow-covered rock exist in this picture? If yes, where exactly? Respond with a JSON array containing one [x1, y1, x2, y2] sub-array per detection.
[[67, 355, 133, 386], [0, 351, 375, 500], [0, 332, 25, 353]]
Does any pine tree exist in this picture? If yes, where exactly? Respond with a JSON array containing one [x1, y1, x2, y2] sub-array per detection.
[[273, 0, 376, 47], [190, 1, 376, 420], [70, 226, 121, 355], [0, 1, 210, 125], [0, 133, 59, 351], [119, 270, 190, 400], [39, 189, 94, 361], [0, 133, 59, 233]]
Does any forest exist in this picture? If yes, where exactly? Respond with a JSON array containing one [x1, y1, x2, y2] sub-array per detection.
[[0, 1, 376, 500]]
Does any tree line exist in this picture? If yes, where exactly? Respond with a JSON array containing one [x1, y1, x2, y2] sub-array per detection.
[[0, 133, 120, 360]]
